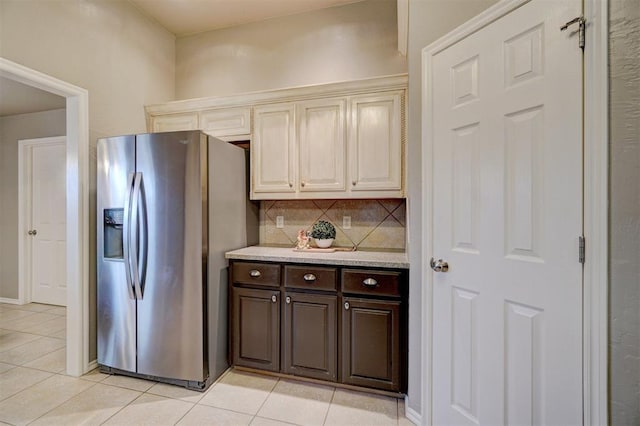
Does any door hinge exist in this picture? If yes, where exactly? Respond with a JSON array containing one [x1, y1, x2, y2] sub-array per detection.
[[561, 16, 586, 50], [579, 235, 586, 264]]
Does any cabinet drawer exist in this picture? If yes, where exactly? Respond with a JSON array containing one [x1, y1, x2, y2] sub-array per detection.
[[284, 265, 337, 291], [341, 269, 401, 297], [232, 262, 280, 287]]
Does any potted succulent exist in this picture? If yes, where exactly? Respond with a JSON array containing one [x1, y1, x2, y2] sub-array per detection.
[[310, 220, 336, 248]]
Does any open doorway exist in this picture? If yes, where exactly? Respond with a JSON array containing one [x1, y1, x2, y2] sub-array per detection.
[[0, 58, 89, 377]]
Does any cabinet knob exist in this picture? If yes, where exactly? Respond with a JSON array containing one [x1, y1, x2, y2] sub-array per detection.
[[286, 296, 291, 304], [271, 295, 277, 303], [27, 229, 37, 236], [249, 270, 261, 278], [301, 181, 306, 187], [289, 182, 293, 188], [344, 302, 350, 310], [362, 278, 378, 288], [352, 181, 357, 186], [303, 273, 316, 282]]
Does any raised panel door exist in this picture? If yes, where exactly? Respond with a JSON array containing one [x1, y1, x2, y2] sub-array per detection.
[[429, 0, 583, 424], [297, 98, 346, 192], [232, 287, 280, 372], [151, 113, 199, 132], [200, 107, 251, 137], [252, 103, 296, 195], [341, 297, 401, 391], [283, 292, 337, 382], [349, 93, 402, 192]]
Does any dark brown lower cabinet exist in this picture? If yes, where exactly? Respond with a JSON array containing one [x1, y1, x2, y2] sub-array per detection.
[[283, 292, 337, 382], [231, 287, 280, 372], [341, 297, 401, 392]]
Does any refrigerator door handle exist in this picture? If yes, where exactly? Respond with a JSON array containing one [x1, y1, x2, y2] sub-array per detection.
[[130, 172, 144, 300], [138, 175, 148, 300], [122, 172, 136, 300]]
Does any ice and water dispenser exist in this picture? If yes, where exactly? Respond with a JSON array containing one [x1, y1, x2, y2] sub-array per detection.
[[103, 208, 124, 259]]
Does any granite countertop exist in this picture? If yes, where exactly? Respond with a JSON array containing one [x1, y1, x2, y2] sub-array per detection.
[[225, 246, 409, 269]]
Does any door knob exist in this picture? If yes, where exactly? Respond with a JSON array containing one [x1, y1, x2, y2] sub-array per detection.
[[430, 257, 449, 272], [28, 229, 37, 236]]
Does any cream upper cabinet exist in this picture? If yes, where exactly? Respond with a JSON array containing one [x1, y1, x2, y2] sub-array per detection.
[[349, 92, 402, 192], [297, 98, 346, 193], [145, 75, 407, 200], [252, 103, 296, 194], [151, 112, 198, 132]]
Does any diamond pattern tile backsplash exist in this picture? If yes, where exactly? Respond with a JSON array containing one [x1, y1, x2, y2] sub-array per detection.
[[260, 199, 406, 251]]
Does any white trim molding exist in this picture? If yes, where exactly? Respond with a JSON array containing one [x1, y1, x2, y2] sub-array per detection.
[[0, 297, 21, 305], [420, 0, 608, 424], [0, 58, 90, 378], [582, 0, 609, 424]]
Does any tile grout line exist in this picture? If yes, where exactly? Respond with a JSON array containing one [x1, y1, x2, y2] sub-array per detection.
[[321, 386, 337, 426]]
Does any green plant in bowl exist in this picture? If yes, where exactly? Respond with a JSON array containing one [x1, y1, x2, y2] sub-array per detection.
[[310, 220, 336, 248]]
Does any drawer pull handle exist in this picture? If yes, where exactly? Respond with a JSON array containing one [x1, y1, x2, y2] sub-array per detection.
[[362, 278, 378, 287], [286, 296, 291, 304], [249, 270, 261, 278], [344, 302, 350, 310], [303, 273, 317, 282], [271, 295, 277, 303]]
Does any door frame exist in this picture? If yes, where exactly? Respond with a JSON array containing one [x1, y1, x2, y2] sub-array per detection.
[[0, 58, 90, 378], [18, 136, 67, 305], [420, 0, 608, 424]]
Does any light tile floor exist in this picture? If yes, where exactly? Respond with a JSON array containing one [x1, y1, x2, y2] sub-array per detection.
[[0, 303, 414, 425]]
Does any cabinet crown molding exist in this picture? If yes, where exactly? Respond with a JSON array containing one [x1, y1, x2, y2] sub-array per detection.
[[145, 74, 408, 116]]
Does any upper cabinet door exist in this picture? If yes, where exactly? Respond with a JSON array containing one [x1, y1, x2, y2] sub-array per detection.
[[252, 103, 296, 194], [151, 112, 199, 132], [349, 92, 403, 192], [200, 107, 251, 137], [297, 99, 346, 193]]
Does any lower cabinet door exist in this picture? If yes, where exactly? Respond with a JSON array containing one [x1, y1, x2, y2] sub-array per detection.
[[341, 297, 401, 391], [232, 287, 280, 372], [283, 292, 337, 381]]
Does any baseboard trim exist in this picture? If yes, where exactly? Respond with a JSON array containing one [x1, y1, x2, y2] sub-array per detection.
[[0, 297, 21, 305], [404, 396, 422, 425], [87, 359, 98, 372]]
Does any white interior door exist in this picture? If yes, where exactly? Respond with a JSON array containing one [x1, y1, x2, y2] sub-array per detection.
[[28, 139, 67, 306], [428, 0, 583, 424]]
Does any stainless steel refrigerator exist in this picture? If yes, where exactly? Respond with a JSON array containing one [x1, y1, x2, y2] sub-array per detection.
[[97, 131, 256, 390]]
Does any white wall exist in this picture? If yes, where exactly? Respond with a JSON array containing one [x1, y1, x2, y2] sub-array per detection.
[[609, 0, 640, 424], [0, 0, 175, 360], [176, 0, 406, 99], [406, 0, 498, 417], [0, 109, 67, 300]]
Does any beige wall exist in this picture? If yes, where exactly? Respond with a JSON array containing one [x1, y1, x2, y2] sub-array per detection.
[[0, 109, 67, 300], [175, 0, 406, 99], [609, 0, 640, 424], [0, 0, 175, 360], [406, 0, 499, 416]]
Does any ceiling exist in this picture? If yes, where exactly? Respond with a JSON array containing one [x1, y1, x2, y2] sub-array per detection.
[[129, 0, 364, 36], [0, 77, 66, 118]]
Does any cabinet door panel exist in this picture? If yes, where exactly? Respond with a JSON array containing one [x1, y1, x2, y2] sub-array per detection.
[[151, 113, 199, 132], [297, 99, 346, 192], [342, 297, 401, 391], [349, 93, 402, 191], [200, 107, 251, 137], [252, 103, 295, 194], [284, 292, 337, 381], [232, 287, 280, 372]]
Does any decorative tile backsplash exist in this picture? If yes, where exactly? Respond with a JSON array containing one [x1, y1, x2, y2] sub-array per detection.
[[260, 199, 406, 251]]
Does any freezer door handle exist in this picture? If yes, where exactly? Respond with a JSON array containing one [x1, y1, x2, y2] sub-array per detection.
[[122, 172, 136, 300], [130, 172, 144, 300]]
